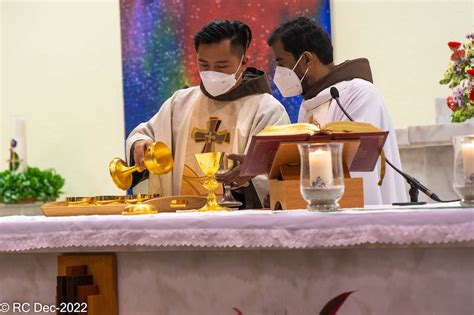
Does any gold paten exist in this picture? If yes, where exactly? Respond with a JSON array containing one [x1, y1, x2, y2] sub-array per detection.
[[194, 152, 230, 212], [109, 141, 173, 190]]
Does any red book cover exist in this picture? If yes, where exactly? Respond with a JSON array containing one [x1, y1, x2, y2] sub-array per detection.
[[240, 134, 311, 177], [240, 131, 388, 177]]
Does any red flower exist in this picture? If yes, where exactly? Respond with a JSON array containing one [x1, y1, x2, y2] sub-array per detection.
[[451, 49, 466, 61], [470, 89, 474, 101], [447, 96, 458, 111], [467, 69, 474, 77], [448, 41, 462, 51]]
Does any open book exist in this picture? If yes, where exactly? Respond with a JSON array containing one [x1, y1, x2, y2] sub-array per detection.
[[240, 121, 388, 177]]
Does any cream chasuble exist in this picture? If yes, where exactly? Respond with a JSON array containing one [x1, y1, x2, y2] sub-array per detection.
[[181, 93, 241, 196], [126, 83, 290, 205]]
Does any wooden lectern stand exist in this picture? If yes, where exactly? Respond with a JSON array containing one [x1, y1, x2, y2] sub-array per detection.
[[268, 142, 364, 209], [241, 130, 388, 209]]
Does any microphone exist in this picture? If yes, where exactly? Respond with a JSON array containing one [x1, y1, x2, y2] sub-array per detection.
[[329, 86, 457, 204], [329, 86, 339, 98], [330, 87, 354, 122]]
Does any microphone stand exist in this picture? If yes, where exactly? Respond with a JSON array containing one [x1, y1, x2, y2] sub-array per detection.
[[329, 87, 459, 205], [384, 158, 430, 206]]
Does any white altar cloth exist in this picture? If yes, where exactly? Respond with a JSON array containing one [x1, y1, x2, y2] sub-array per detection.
[[0, 204, 472, 252], [0, 205, 473, 315]]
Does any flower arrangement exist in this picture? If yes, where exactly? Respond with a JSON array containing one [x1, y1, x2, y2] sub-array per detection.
[[439, 33, 474, 122]]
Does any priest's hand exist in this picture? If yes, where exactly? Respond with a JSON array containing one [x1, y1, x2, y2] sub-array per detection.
[[133, 139, 153, 169], [215, 154, 253, 189]]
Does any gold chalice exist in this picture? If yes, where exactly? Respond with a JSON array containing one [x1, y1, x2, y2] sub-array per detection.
[[109, 141, 173, 190], [195, 152, 230, 212], [109, 142, 171, 215]]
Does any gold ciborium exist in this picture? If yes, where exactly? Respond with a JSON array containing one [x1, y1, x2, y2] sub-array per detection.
[[195, 152, 230, 212], [109, 141, 173, 190], [122, 194, 157, 215]]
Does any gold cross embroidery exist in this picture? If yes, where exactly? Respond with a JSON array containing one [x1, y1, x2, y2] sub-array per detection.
[[191, 116, 230, 153]]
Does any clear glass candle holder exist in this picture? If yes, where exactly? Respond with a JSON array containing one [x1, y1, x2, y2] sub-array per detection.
[[298, 143, 345, 211], [453, 135, 474, 206]]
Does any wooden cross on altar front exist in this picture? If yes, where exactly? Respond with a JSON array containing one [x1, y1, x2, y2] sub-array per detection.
[[192, 116, 230, 153]]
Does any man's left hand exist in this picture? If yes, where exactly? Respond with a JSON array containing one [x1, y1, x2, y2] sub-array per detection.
[[215, 154, 253, 189]]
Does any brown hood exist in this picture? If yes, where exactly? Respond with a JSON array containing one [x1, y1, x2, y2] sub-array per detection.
[[200, 67, 272, 101], [303, 58, 373, 100]]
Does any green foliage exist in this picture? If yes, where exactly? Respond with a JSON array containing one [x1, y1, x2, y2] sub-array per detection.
[[0, 167, 65, 204], [451, 105, 474, 122]]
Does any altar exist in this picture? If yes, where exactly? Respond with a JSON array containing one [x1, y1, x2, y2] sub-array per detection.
[[0, 204, 472, 315]]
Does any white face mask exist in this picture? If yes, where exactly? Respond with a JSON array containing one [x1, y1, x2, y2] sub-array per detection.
[[273, 54, 309, 97], [200, 57, 244, 97]]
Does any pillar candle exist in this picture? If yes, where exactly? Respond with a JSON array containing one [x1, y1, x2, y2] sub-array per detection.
[[461, 141, 474, 181], [309, 149, 333, 185]]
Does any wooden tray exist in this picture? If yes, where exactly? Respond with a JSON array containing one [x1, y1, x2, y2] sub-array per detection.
[[41, 196, 207, 216]]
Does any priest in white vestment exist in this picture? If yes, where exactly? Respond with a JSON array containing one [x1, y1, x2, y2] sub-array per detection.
[[126, 20, 290, 208], [268, 16, 407, 205]]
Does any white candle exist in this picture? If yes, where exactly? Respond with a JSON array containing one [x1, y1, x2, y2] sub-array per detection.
[[309, 149, 333, 186], [461, 141, 474, 180]]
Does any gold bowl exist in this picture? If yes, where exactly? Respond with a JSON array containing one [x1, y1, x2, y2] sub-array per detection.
[[95, 195, 126, 205], [124, 193, 160, 204], [66, 197, 95, 207]]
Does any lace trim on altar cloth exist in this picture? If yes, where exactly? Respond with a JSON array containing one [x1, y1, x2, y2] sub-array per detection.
[[1, 222, 472, 252]]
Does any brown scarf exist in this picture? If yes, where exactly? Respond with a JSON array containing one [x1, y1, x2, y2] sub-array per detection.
[[303, 58, 373, 100]]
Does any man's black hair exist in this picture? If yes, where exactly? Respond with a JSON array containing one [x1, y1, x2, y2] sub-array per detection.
[[194, 19, 252, 56], [267, 16, 333, 65]]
